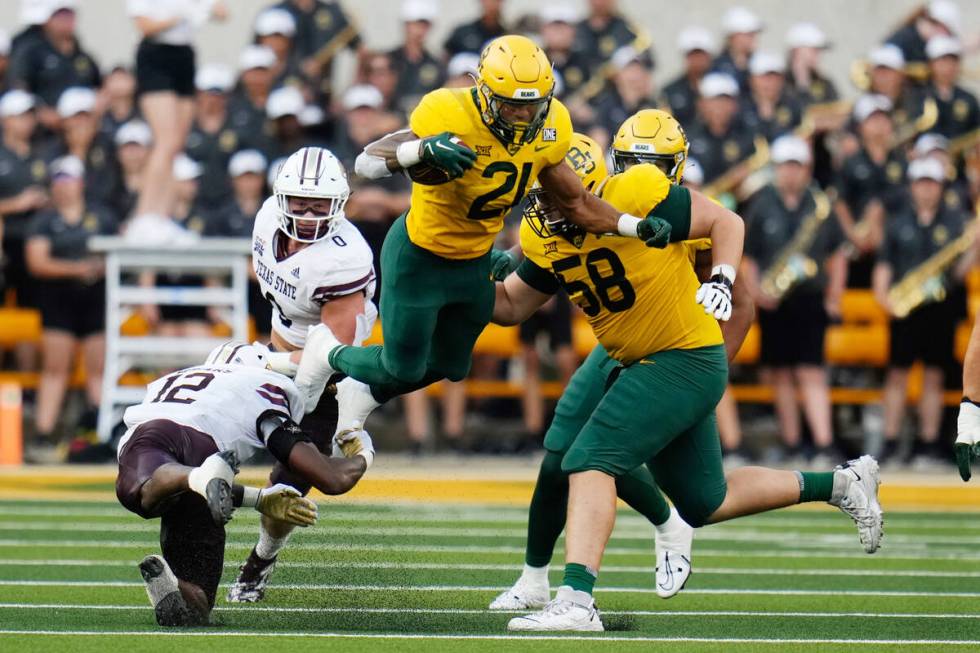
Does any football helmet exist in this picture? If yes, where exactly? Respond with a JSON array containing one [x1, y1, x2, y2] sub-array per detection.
[[205, 342, 271, 369], [273, 147, 350, 243], [476, 35, 555, 148], [611, 109, 688, 182], [524, 132, 607, 240]]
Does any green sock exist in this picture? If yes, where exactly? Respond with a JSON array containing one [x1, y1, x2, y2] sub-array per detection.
[[524, 451, 569, 568], [562, 562, 597, 594], [797, 471, 835, 503], [616, 465, 671, 526]]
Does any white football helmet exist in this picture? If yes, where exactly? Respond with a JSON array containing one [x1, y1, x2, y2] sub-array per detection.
[[204, 342, 271, 369], [273, 146, 350, 243]]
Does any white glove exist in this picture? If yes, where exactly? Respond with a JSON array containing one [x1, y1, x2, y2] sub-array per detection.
[[955, 400, 980, 481], [334, 428, 375, 469], [696, 272, 734, 321], [253, 483, 318, 527], [294, 324, 341, 412]]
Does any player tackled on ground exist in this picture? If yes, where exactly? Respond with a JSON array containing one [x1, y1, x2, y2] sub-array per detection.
[[115, 343, 375, 627]]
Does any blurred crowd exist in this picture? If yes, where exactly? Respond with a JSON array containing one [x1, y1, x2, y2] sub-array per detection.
[[1, 0, 980, 465]]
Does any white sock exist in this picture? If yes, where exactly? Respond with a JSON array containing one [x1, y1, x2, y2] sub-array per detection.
[[522, 563, 549, 584], [654, 506, 684, 535], [256, 523, 291, 560]]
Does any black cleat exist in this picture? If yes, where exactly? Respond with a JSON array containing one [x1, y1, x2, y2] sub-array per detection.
[[226, 548, 278, 603]]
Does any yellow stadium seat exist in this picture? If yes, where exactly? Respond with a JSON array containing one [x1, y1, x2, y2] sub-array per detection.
[[473, 323, 520, 357], [0, 308, 41, 346], [840, 290, 887, 324], [825, 324, 888, 367], [732, 323, 760, 364], [572, 315, 598, 358]]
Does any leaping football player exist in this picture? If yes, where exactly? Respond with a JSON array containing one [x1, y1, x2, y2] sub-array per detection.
[[228, 147, 378, 602], [289, 35, 683, 443], [491, 131, 884, 632], [115, 342, 374, 627], [490, 113, 756, 612]]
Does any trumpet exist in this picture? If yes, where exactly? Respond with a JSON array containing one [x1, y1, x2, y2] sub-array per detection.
[[759, 187, 834, 301]]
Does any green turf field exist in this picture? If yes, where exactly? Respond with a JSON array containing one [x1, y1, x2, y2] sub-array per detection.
[[0, 497, 978, 652]]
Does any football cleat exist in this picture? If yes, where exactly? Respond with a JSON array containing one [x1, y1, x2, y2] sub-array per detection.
[[187, 450, 239, 526], [507, 586, 604, 632], [655, 508, 694, 598], [226, 548, 278, 603], [489, 573, 550, 610], [829, 455, 884, 553], [295, 324, 342, 412], [333, 378, 381, 447], [139, 554, 200, 627]]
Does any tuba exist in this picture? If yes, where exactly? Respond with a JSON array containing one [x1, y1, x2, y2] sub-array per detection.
[[760, 187, 834, 301]]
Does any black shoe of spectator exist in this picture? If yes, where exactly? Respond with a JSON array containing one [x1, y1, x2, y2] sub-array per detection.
[[878, 439, 901, 466]]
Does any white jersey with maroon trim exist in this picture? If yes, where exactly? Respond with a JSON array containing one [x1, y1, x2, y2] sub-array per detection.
[[120, 364, 305, 463], [252, 196, 378, 348]]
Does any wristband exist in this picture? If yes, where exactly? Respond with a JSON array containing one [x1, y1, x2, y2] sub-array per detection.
[[711, 264, 737, 284], [395, 140, 423, 168], [267, 351, 298, 377], [617, 214, 641, 238], [241, 486, 260, 508]]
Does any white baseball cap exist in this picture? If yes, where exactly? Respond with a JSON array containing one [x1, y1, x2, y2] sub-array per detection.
[[926, 35, 962, 60], [254, 8, 296, 37], [401, 0, 438, 22], [266, 86, 305, 119], [721, 6, 763, 35], [912, 133, 949, 157], [114, 120, 152, 147], [50, 154, 84, 180], [228, 149, 268, 177], [38, 0, 76, 23], [907, 157, 945, 182], [447, 52, 480, 78], [0, 28, 10, 57], [539, 4, 579, 25], [0, 89, 36, 117], [683, 158, 704, 186], [852, 93, 893, 122], [342, 84, 384, 111], [195, 64, 235, 93], [749, 51, 784, 76], [699, 72, 739, 98], [20, 0, 51, 26], [173, 153, 203, 181], [677, 26, 716, 55], [868, 44, 905, 70], [239, 45, 277, 72], [786, 22, 829, 50], [770, 134, 811, 165], [56, 86, 96, 118], [927, 0, 960, 34]]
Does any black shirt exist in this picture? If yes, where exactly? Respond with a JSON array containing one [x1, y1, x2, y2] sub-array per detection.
[[836, 146, 907, 217], [8, 35, 101, 107], [185, 116, 264, 210], [203, 198, 257, 238], [387, 46, 445, 118], [886, 24, 927, 65], [740, 91, 805, 142], [573, 14, 641, 71], [588, 89, 656, 140], [685, 118, 757, 184], [444, 18, 507, 57], [925, 84, 980, 140], [0, 143, 48, 239], [788, 72, 839, 106], [711, 49, 750, 95], [880, 204, 968, 280], [275, 1, 361, 63], [26, 204, 117, 261], [40, 134, 122, 212], [660, 74, 700, 128], [745, 184, 844, 294]]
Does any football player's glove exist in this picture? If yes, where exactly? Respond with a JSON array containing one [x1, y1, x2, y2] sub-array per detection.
[[696, 271, 734, 321], [490, 249, 518, 281], [955, 399, 980, 481], [637, 216, 672, 248], [419, 132, 477, 179], [334, 428, 375, 469], [255, 483, 318, 527]]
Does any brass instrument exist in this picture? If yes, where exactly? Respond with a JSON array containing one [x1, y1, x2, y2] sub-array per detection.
[[887, 218, 978, 319], [565, 28, 652, 105], [702, 137, 770, 199], [949, 127, 980, 159], [893, 96, 938, 147], [759, 187, 833, 301]]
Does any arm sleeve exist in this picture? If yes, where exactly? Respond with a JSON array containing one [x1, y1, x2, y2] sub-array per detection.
[[652, 185, 692, 243], [516, 258, 560, 295]]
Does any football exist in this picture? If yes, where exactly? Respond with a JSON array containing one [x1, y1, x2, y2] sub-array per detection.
[[407, 136, 472, 185]]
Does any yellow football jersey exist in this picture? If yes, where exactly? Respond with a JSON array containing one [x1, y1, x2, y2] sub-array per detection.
[[407, 87, 572, 259], [520, 164, 722, 363]]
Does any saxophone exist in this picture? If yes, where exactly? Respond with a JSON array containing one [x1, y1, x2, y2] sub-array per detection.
[[887, 218, 978, 319], [702, 137, 770, 199], [759, 187, 833, 301]]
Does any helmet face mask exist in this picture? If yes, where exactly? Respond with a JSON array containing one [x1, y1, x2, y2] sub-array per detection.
[[611, 109, 689, 183], [476, 36, 555, 148], [612, 149, 687, 182], [273, 147, 350, 243], [524, 185, 568, 239], [478, 83, 553, 147]]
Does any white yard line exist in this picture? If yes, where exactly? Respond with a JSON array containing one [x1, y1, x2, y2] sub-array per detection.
[[0, 629, 976, 646]]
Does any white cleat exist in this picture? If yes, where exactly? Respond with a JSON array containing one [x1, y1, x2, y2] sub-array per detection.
[[507, 586, 603, 632], [829, 455, 884, 553], [655, 508, 694, 598], [334, 378, 381, 439], [489, 574, 550, 610], [295, 324, 342, 412]]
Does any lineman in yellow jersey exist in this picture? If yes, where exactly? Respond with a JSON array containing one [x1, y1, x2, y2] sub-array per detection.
[[291, 35, 672, 438], [493, 131, 885, 632]]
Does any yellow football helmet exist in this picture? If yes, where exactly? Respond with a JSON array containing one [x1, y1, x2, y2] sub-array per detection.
[[525, 133, 607, 240], [476, 35, 555, 147], [611, 109, 688, 183]]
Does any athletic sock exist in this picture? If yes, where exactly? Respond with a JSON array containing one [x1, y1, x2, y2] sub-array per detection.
[[521, 563, 549, 584], [255, 523, 291, 560], [524, 451, 569, 568], [617, 466, 671, 526], [654, 506, 686, 536], [562, 562, 597, 595], [796, 470, 835, 503]]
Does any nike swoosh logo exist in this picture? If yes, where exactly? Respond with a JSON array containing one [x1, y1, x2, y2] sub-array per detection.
[[534, 145, 549, 152], [658, 553, 675, 590], [435, 142, 455, 151]]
